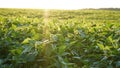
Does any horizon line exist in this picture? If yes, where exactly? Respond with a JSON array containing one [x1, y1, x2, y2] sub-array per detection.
[[0, 7, 120, 10]]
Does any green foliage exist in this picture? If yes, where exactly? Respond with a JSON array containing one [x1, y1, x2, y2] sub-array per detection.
[[0, 8, 120, 68]]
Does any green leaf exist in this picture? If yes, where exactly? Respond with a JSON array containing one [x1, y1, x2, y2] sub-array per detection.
[[78, 29, 86, 38], [58, 56, 74, 66], [97, 43, 104, 50], [22, 38, 31, 44], [104, 46, 110, 50], [73, 56, 81, 60], [51, 34, 58, 42], [22, 46, 33, 54], [12, 24, 17, 29], [59, 45, 66, 54], [101, 56, 107, 61], [108, 35, 114, 43], [10, 49, 22, 55]]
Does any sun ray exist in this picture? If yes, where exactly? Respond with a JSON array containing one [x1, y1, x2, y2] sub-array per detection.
[[43, 9, 49, 39]]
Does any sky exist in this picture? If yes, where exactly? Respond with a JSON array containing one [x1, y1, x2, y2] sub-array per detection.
[[0, 0, 120, 9]]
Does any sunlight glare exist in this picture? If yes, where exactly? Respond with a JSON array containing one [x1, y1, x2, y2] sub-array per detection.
[[0, 0, 120, 9]]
